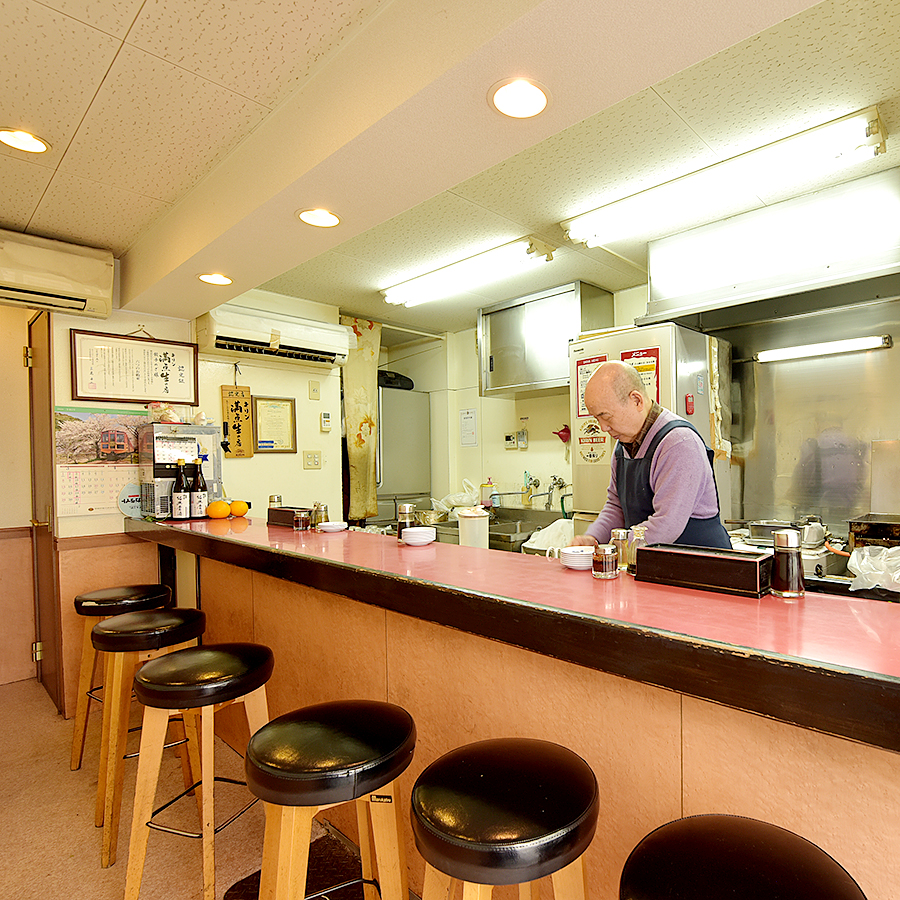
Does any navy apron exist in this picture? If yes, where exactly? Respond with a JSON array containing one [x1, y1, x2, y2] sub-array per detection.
[[615, 420, 732, 550]]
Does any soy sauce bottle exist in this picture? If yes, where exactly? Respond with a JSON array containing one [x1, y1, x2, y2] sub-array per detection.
[[171, 459, 190, 520], [189, 458, 208, 518]]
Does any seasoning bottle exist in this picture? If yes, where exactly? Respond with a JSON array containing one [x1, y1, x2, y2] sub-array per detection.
[[171, 459, 190, 520], [592, 543, 619, 579], [771, 529, 805, 600], [189, 458, 208, 518], [627, 525, 649, 576], [397, 503, 416, 541], [268, 495, 283, 508], [293, 509, 311, 531], [611, 528, 629, 570]]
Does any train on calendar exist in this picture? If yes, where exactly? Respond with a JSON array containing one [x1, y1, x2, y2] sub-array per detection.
[[97, 428, 138, 461]]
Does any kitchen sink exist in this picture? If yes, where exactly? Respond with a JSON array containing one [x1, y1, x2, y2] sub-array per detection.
[[433, 519, 536, 552]]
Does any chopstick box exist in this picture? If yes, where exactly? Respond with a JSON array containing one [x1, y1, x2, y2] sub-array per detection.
[[266, 506, 310, 527], [634, 544, 774, 598]]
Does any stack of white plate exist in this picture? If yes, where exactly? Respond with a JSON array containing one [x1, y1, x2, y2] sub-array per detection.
[[402, 526, 436, 546], [317, 521, 348, 532], [559, 546, 594, 570]]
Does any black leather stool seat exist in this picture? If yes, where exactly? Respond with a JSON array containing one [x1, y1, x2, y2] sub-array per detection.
[[134, 642, 274, 709], [74, 584, 173, 617], [411, 737, 599, 886], [619, 814, 867, 900], [246, 700, 416, 807], [91, 608, 206, 653]]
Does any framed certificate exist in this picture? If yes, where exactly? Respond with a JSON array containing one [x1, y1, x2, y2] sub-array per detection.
[[70, 330, 199, 405], [252, 396, 297, 453]]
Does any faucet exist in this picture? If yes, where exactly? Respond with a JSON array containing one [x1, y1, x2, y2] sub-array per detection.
[[531, 475, 567, 512]]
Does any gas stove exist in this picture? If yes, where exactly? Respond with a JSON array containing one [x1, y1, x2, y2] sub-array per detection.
[[728, 517, 848, 578]]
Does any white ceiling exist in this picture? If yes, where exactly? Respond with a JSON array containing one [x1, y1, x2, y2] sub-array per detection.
[[3, 0, 900, 343]]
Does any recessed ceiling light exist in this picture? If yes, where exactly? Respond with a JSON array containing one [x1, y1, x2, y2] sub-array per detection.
[[488, 78, 549, 119], [297, 208, 341, 227], [198, 273, 233, 285], [0, 128, 50, 153]]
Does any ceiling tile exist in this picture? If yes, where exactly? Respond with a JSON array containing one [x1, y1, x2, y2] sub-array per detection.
[[0, 0, 122, 168], [449, 89, 719, 229], [656, 0, 900, 160], [127, 0, 390, 108], [40, 0, 145, 37], [0, 155, 54, 230], [57, 44, 268, 202], [28, 171, 171, 255]]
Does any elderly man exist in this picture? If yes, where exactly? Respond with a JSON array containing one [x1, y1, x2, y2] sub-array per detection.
[[571, 360, 731, 549]]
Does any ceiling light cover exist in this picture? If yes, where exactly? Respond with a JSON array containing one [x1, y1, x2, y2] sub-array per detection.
[[381, 237, 555, 307], [756, 334, 892, 362], [489, 79, 549, 118], [298, 208, 340, 227], [198, 273, 233, 285], [562, 106, 888, 249], [0, 129, 50, 153]]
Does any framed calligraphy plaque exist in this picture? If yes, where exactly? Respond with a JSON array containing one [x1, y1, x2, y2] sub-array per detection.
[[70, 330, 198, 405], [221, 385, 254, 458]]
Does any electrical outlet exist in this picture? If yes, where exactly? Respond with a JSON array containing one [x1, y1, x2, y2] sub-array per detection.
[[303, 450, 322, 469], [505, 433, 517, 449], [308, 380, 320, 400]]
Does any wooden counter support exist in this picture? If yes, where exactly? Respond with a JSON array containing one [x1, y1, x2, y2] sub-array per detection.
[[124, 517, 900, 900]]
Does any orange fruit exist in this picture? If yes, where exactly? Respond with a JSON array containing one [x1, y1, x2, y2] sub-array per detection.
[[230, 500, 249, 517], [206, 500, 231, 519]]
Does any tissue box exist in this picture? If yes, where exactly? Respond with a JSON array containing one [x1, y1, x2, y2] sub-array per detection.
[[634, 544, 773, 598]]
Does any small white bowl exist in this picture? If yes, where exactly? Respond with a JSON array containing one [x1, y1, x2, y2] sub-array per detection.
[[317, 521, 348, 532]]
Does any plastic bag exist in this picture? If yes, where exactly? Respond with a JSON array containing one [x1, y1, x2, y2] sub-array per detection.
[[846, 546, 900, 593], [522, 518, 575, 553], [434, 479, 478, 520]]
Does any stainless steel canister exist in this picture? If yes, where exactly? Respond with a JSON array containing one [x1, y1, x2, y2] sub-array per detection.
[[397, 503, 416, 541]]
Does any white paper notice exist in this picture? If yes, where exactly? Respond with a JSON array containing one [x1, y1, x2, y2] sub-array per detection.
[[460, 408, 477, 447]]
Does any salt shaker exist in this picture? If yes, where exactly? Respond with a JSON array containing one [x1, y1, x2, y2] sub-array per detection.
[[771, 529, 804, 599], [397, 503, 416, 541]]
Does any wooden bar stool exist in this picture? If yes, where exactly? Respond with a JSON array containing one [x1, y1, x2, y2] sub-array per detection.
[[244, 700, 416, 900], [124, 642, 274, 900], [618, 814, 868, 899], [70, 584, 173, 772], [90, 607, 206, 868], [411, 738, 599, 900]]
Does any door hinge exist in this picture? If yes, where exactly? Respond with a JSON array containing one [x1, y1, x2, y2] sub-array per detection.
[[32, 641, 43, 662], [23, 347, 33, 368]]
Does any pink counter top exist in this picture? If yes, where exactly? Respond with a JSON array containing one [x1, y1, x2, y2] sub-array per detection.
[[125, 516, 900, 752]]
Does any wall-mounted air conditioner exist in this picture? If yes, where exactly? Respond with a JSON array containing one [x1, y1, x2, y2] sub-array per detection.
[[194, 306, 356, 367], [0, 228, 114, 318]]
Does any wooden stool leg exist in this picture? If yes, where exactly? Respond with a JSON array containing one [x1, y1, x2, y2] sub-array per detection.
[[463, 882, 494, 900], [258, 802, 285, 900], [356, 798, 379, 900], [272, 805, 315, 900], [95, 651, 113, 828], [422, 863, 453, 900], [201, 704, 217, 900], [549, 856, 587, 900], [519, 881, 541, 900], [181, 709, 204, 822], [71, 616, 101, 770], [366, 780, 409, 900], [100, 649, 136, 867], [124, 705, 170, 900], [242, 684, 270, 736]]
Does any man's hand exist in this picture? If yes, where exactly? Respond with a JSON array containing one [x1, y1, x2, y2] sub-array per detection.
[[568, 535, 597, 547]]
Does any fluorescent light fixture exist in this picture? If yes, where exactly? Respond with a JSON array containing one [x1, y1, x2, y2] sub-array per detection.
[[488, 78, 549, 118], [381, 237, 555, 307], [0, 128, 50, 153], [297, 208, 340, 227], [198, 273, 233, 285], [756, 334, 892, 363], [562, 106, 888, 248]]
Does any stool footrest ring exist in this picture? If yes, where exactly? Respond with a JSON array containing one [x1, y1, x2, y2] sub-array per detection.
[[147, 777, 257, 838], [307, 876, 380, 900]]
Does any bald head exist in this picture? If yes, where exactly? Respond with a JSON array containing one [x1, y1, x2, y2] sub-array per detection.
[[584, 361, 651, 444]]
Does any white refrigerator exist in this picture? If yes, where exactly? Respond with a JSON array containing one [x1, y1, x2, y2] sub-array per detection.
[[568, 323, 731, 528]]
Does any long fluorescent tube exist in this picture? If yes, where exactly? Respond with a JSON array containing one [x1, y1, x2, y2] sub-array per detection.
[[756, 334, 892, 362], [381, 237, 555, 307], [563, 106, 887, 248]]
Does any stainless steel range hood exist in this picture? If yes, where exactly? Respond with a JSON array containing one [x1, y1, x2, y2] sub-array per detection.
[[638, 168, 900, 330]]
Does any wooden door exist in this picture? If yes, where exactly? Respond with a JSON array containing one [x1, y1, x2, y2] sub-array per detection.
[[28, 311, 62, 710]]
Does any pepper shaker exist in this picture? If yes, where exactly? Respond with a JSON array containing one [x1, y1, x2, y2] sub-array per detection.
[[397, 503, 416, 541]]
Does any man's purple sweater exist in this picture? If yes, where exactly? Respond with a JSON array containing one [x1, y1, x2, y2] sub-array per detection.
[[584, 407, 721, 545]]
